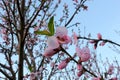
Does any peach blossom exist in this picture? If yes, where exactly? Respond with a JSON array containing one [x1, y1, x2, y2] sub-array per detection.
[[97, 33, 102, 40]]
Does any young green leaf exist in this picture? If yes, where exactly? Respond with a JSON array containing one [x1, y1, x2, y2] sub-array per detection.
[[28, 66, 32, 72], [48, 16, 54, 36], [34, 30, 51, 36]]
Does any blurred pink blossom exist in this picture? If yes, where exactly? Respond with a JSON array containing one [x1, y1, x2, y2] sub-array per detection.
[[43, 47, 60, 57], [47, 36, 60, 49], [56, 27, 71, 44], [1, 28, 7, 34], [97, 33, 102, 40], [92, 77, 100, 80], [89, 40, 96, 44], [108, 65, 114, 75], [77, 71, 82, 77], [77, 64, 82, 70], [30, 72, 36, 80], [73, 0, 78, 3], [76, 47, 91, 62], [58, 58, 70, 70]]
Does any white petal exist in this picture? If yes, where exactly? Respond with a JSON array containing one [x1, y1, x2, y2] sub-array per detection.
[[47, 36, 59, 49]]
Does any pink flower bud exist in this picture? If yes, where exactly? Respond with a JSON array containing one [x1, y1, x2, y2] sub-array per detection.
[[77, 71, 83, 77], [76, 47, 91, 62], [108, 65, 114, 75], [97, 33, 102, 40], [55, 27, 71, 44], [89, 40, 95, 44], [77, 64, 82, 70], [99, 41, 106, 46], [92, 77, 100, 80], [73, 0, 78, 3], [58, 58, 70, 70], [30, 72, 36, 80], [43, 47, 57, 57]]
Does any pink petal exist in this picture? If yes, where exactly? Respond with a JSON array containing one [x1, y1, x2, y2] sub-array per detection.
[[92, 77, 100, 80], [43, 47, 56, 57], [58, 60, 68, 70], [76, 47, 82, 57], [30, 72, 36, 80], [77, 71, 82, 77], [80, 47, 91, 62], [58, 58, 70, 70], [97, 33, 102, 40], [47, 36, 59, 49], [58, 35, 71, 44], [73, 0, 78, 3], [89, 40, 95, 44], [77, 64, 82, 70], [55, 27, 68, 38]]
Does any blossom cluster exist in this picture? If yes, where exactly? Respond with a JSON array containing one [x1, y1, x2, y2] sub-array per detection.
[[41, 26, 92, 77]]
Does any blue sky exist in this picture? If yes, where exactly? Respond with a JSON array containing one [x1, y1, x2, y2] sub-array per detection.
[[55, 0, 120, 62], [79, 0, 120, 61], [0, 0, 120, 79]]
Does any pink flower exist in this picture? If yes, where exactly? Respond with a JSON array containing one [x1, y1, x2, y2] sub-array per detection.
[[58, 58, 70, 70], [89, 40, 96, 44], [43, 27, 71, 57], [73, 0, 78, 3], [47, 36, 59, 49], [92, 77, 100, 80], [77, 71, 83, 77], [1, 28, 7, 34], [97, 33, 102, 40], [55, 27, 71, 44], [43, 47, 60, 57], [108, 65, 114, 75], [77, 64, 82, 70], [30, 72, 36, 80], [76, 47, 91, 62], [56, 27, 68, 37], [43, 36, 60, 57]]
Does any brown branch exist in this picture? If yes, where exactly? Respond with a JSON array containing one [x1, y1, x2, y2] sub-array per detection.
[[16, 0, 23, 21], [65, 0, 87, 27], [0, 69, 12, 80], [77, 36, 120, 47], [60, 46, 97, 77]]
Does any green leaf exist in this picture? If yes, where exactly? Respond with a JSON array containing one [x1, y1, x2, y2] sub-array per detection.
[[34, 30, 51, 36], [48, 16, 54, 36], [28, 66, 32, 72]]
